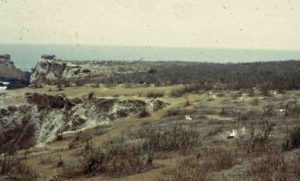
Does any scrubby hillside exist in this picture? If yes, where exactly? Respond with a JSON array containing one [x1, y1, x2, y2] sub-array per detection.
[[1, 85, 300, 180]]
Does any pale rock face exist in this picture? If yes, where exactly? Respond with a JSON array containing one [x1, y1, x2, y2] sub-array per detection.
[[37, 110, 65, 143], [30, 59, 90, 85], [0, 93, 167, 151], [30, 59, 65, 84]]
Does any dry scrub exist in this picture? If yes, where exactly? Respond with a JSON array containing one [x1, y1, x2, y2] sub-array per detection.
[[160, 146, 239, 181], [0, 155, 37, 180]]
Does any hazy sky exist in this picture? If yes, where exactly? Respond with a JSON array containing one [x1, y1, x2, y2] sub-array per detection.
[[0, 0, 299, 50]]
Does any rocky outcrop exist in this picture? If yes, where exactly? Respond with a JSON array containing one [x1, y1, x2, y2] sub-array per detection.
[[0, 93, 167, 152], [30, 56, 93, 85], [0, 54, 30, 89], [29, 56, 155, 86], [0, 54, 25, 80], [41, 54, 56, 60]]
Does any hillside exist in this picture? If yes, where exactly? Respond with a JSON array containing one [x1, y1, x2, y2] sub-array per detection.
[[0, 84, 299, 180]]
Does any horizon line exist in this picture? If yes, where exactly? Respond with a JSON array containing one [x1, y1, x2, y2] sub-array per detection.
[[1, 43, 300, 52]]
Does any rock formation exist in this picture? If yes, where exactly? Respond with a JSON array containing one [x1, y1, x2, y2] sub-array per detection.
[[0, 93, 167, 152], [30, 55, 93, 86], [0, 54, 30, 89], [29, 55, 156, 86], [0, 54, 25, 80]]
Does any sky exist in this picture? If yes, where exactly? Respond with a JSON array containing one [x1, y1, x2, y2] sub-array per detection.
[[0, 0, 300, 50]]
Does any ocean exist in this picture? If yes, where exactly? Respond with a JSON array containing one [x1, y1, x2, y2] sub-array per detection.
[[1, 44, 300, 71]]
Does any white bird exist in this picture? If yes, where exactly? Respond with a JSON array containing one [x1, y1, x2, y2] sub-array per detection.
[[185, 115, 192, 120], [279, 109, 285, 112], [241, 127, 246, 135], [209, 95, 216, 99], [229, 129, 237, 137]]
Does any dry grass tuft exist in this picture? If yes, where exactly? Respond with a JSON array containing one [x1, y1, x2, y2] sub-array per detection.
[[282, 126, 300, 151]]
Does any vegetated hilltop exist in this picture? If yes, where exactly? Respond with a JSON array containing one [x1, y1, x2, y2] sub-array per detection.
[[31, 55, 300, 91]]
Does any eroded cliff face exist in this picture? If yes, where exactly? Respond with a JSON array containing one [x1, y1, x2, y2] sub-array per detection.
[[0, 55, 30, 89], [30, 56, 154, 86], [30, 58, 93, 85], [0, 93, 167, 152], [0, 55, 26, 80]]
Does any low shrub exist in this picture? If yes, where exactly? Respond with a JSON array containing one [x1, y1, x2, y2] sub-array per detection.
[[162, 109, 182, 117], [248, 88, 255, 97], [146, 91, 164, 98], [88, 92, 95, 100], [0, 155, 37, 178], [282, 126, 300, 151], [184, 98, 190, 106], [135, 122, 200, 154], [170, 84, 201, 97], [238, 120, 274, 156], [160, 147, 238, 181], [248, 150, 288, 181], [261, 86, 270, 96], [78, 141, 150, 177], [138, 109, 150, 118], [56, 131, 64, 141], [219, 107, 227, 115]]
